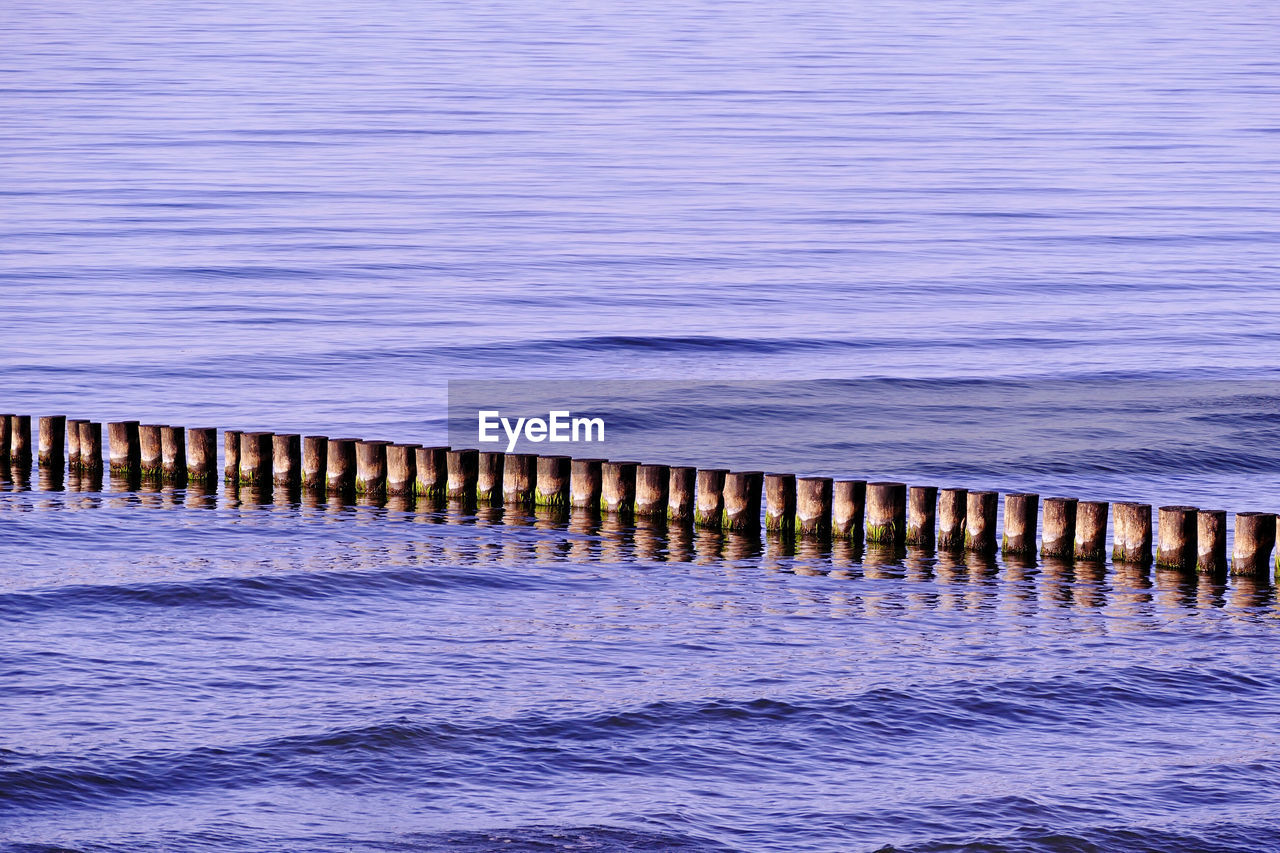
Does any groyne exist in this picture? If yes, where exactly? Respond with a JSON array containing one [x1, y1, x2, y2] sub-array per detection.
[[2, 413, 1276, 577]]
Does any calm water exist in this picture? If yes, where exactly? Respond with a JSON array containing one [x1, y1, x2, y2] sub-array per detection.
[[4, 1, 1280, 850]]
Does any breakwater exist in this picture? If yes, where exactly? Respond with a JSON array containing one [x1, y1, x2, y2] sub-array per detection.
[[3, 413, 1276, 578]]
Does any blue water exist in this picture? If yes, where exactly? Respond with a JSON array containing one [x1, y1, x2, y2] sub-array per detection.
[[4, 1, 1280, 850]]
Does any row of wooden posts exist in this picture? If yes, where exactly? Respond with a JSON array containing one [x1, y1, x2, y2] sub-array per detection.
[[3, 413, 1276, 577]]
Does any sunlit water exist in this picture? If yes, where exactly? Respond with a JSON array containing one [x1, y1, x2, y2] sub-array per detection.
[[4, 0, 1280, 850]]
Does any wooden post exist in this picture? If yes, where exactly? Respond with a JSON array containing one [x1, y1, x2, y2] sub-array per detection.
[[415, 446, 449, 499], [1156, 505, 1197, 568], [1002, 492, 1038, 556], [326, 438, 359, 493], [937, 488, 967, 550], [602, 461, 639, 513], [635, 464, 670, 517], [1112, 502, 1152, 564], [765, 473, 796, 533], [107, 421, 140, 474], [446, 448, 479, 498], [695, 468, 727, 528], [223, 430, 241, 482], [534, 455, 570, 506], [569, 458, 603, 508], [476, 451, 504, 503], [1074, 501, 1108, 561], [905, 485, 937, 546], [355, 440, 389, 496], [161, 426, 186, 482], [79, 422, 102, 472], [272, 433, 301, 488], [833, 480, 866, 539], [0, 414, 10, 463], [1041, 497, 1077, 559], [387, 444, 419, 497], [964, 490, 998, 554], [238, 432, 273, 484], [38, 416, 66, 468], [723, 470, 762, 531], [1196, 509, 1227, 574], [796, 476, 832, 536], [864, 482, 906, 544], [501, 453, 535, 505], [1231, 512, 1276, 576], [302, 436, 327, 491], [10, 415, 32, 466], [139, 425, 164, 477], [668, 466, 696, 524], [67, 419, 85, 470], [186, 428, 216, 481]]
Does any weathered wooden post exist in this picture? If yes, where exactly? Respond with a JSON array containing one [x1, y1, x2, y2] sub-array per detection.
[[635, 463, 670, 517], [272, 433, 301, 488], [161, 426, 186, 482], [415, 446, 449, 499], [602, 461, 639, 513], [1156, 505, 1197, 568], [937, 488, 967, 550], [1074, 500, 1108, 561], [1002, 492, 1038, 556], [1040, 497, 1077, 559], [796, 476, 833, 537], [1196, 509, 1227, 574], [223, 430, 241, 482], [1231, 512, 1276, 576], [502, 453, 535, 505], [0, 414, 10, 463], [186, 428, 216, 481], [570, 458, 604, 509], [10, 415, 32, 467], [107, 421, 140, 474], [66, 419, 87, 470], [695, 468, 728, 528], [387, 444, 419, 497], [326, 438, 359, 493], [534, 455, 570, 506], [723, 470, 762, 531], [864, 482, 905, 544], [79, 421, 102, 473], [964, 490, 998, 554], [38, 416, 66, 468], [139, 425, 164, 478], [446, 448, 479, 499], [355, 440, 389, 496], [302, 436, 327, 491], [476, 451, 504, 503], [765, 473, 796, 533], [1112, 502, 1152, 564], [826, 480, 860, 540], [905, 485, 936, 546], [238, 432, 273, 484], [668, 466, 696, 524]]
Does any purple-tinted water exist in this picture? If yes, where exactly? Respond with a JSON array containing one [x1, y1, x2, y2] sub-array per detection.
[[3, 1, 1280, 850]]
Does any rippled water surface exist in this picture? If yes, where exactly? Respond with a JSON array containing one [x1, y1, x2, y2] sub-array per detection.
[[4, 1, 1280, 850]]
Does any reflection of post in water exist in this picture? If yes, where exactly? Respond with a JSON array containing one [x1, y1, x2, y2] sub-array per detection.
[[666, 521, 694, 563], [1228, 574, 1272, 610], [384, 493, 413, 515], [500, 505, 535, 566], [237, 480, 273, 508], [722, 529, 762, 563], [791, 535, 831, 575], [37, 467, 64, 493], [474, 502, 504, 527], [567, 506, 601, 562], [1153, 565, 1199, 611], [1037, 555, 1074, 608], [1071, 559, 1107, 610], [532, 503, 570, 562], [997, 551, 1037, 614], [862, 543, 904, 580], [694, 527, 724, 564], [632, 515, 666, 562], [964, 551, 998, 612], [185, 480, 216, 510], [830, 537, 862, 574], [598, 511, 633, 564], [413, 493, 447, 524], [1110, 562, 1153, 616], [108, 469, 141, 498], [1193, 571, 1226, 610], [445, 495, 476, 525]]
